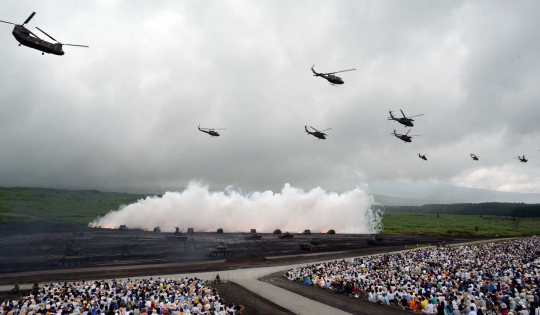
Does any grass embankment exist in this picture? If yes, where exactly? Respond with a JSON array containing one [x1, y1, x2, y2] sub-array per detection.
[[381, 212, 540, 237], [0, 187, 145, 225]]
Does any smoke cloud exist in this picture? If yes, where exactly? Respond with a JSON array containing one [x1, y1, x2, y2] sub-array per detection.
[[89, 182, 383, 233]]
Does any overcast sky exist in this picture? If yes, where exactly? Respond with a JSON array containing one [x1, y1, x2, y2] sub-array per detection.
[[1, 0, 540, 197]]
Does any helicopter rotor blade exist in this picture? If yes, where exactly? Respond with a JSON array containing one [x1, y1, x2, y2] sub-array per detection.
[[27, 30, 42, 40], [329, 68, 356, 75], [309, 126, 320, 132], [409, 114, 424, 118], [36, 27, 58, 42], [319, 128, 332, 132], [0, 20, 17, 25], [63, 44, 89, 48], [23, 12, 35, 25], [406, 129, 411, 135], [400, 109, 406, 117]]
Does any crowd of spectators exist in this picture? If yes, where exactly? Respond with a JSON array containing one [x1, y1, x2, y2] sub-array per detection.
[[2, 277, 244, 315], [285, 238, 540, 315]]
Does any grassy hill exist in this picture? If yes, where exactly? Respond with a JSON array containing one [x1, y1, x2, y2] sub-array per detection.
[[0, 187, 145, 225]]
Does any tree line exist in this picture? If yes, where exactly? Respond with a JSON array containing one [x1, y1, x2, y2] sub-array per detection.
[[386, 202, 540, 216]]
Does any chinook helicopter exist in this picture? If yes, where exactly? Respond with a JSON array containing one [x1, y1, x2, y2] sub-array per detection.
[[388, 110, 424, 127], [305, 126, 331, 140], [515, 155, 532, 163], [392, 130, 419, 143], [198, 125, 226, 137], [470, 154, 479, 161], [418, 153, 427, 161], [311, 65, 355, 85], [0, 12, 88, 55]]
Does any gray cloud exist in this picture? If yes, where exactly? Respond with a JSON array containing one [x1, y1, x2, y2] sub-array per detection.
[[0, 0, 539, 196]]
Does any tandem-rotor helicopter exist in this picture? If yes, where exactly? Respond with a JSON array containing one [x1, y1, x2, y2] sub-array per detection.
[[388, 110, 424, 127], [305, 126, 331, 140], [515, 155, 532, 163], [311, 65, 355, 86], [392, 130, 419, 143], [0, 12, 88, 55], [418, 153, 427, 161], [198, 125, 226, 137], [470, 154, 479, 161]]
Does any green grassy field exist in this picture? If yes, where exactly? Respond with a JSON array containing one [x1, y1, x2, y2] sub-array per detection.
[[381, 212, 540, 237], [1, 187, 540, 237], [0, 187, 145, 225]]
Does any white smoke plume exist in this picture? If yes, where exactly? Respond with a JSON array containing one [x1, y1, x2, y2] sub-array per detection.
[[89, 182, 383, 233]]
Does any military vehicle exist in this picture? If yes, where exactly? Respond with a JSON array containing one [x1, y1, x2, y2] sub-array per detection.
[[279, 232, 294, 239], [303, 229, 312, 235], [51, 240, 90, 267], [69, 232, 92, 243], [153, 226, 161, 232], [216, 228, 224, 234], [166, 227, 188, 241], [187, 228, 195, 233], [305, 126, 331, 140], [250, 229, 257, 234], [208, 243, 234, 257], [366, 235, 386, 245], [311, 65, 355, 85], [327, 229, 336, 234], [273, 228, 282, 234], [246, 233, 262, 240], [198, 125, 226, 137], [118, 225, 128, 230], [300, 239, 327, 250]]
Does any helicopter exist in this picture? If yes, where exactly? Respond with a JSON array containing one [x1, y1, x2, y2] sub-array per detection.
[[392, 130, 419, 143], [418, 153, 427, 161], [0, 12, 88, 55], [198, 125, 225, 137], [470, 154, 479, 161], [311, 65, 355, 85], [514, 155, 532, 163], [388, 110, 424, 127], [305, 126, 331, 140]]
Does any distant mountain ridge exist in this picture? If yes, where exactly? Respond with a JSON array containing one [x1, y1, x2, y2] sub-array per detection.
[[370, 183, 540, 206]]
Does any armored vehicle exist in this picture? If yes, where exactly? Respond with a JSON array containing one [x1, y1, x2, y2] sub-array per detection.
[[118, 225, 128, 230], [279, 232, 294, 239], [246, 233, 262, 240], [327, 229, 336, 234], [154, 226, 161, 233], [273, 229, 282, 234], [208, 243, 234, 257], [366, 235, 385, 245], [187, 228, 195, 234], [300, 241, 327, 250], [303, 229, 311, 235], [250, 229, 257, 234], [69, 232, 92, 243], [52, 240, 90, 267], [166, 227, 188, 241], [217, 228, 224, 234]]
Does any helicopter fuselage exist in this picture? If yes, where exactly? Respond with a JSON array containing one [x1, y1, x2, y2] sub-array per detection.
[[310, 132, 326, 140], [322, 74, 344, 85], [419, 154, 427, 161], [394, 118, 413, 127], [398, 135, 412, 143], [12, 25, 64, 55]]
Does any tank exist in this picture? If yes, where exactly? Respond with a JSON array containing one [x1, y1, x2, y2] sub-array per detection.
[[250, 229, 257, 234], [310, 238, 321, 245], [69, 232, 92, 243], [217, 228, 224, 234], [327, 229, 336, 235], [187, 228, 195, 234], [246, 233, 262, 240], [118, 225, 128, 230], [279, 232, 294, 239], [273, 229, 282, 234], [303, 229, 311, 235], [366, 235, 385, 245], [51, 240, 91, 267], [208, 243, 234, 257], [300, 242, 327, 250], [166, 227, 188, 241], [154, 226, 161, 233]]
